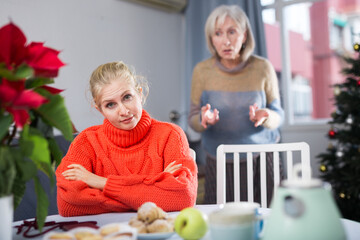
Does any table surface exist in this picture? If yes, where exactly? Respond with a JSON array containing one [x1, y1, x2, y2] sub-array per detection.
[[12, 204, 360, 240]]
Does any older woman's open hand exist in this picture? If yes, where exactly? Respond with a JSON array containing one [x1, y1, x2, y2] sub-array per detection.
[[249, 103, 269, 127], [201, 103, 220, 128], [62, 164, 107, 190]]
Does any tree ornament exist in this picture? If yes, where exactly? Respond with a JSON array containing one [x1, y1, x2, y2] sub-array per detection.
[[331, 111, 337, 118], [340, 192, 346, 198], [333, 86, 341, 96], [357, 79, 360, 86], [346, 115, 353, 124], [354, 43, 360, 52], [336, 150, 344, 158], [320, 164, 327, 172], [328, 142, 334, 149], [328, 128, 337, 139]]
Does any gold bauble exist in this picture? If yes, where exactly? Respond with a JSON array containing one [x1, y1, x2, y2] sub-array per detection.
[[320, 165, 327, 172]]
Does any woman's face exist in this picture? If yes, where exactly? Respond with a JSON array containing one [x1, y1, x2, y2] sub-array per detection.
[[96, 78, 142, 130], [211, 16, 247, 61]]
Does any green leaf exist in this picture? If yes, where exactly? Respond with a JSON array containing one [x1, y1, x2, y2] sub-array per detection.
[[48, 137, 64, 166], [14, 64, 34, 79], [15, 157, 37, 182], [34, 177, 49, 232], [12, 176, 26, 209], [20, 126, 53, 178], [35, 90, 73, 141], [0, 146, 16, 196], [0, 64, 34, 81], [0, 114, 12, 140], [25, 77, 54, 89], [0, 66, 16, 80]]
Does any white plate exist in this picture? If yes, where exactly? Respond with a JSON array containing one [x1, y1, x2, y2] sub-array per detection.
[[137, 232, 175, 240]]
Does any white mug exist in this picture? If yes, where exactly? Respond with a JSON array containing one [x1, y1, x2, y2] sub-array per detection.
[[209, 202, 263, 240]]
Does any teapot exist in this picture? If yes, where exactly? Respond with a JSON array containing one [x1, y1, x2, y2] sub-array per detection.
[[262, 164, 346, 240]]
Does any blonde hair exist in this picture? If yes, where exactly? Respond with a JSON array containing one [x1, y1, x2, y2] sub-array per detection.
[[205, 5, 255, 62], [89, 61, 149, 108]]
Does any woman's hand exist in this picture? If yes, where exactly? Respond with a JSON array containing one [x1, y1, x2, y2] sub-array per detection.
[[62, 164, 107, 190], [249, 103, 269, 127], [164, 161, 182, 174], [201, 103, 220, 128]]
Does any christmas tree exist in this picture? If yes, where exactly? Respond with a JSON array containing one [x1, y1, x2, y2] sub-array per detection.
[[318, 43, 360, 222]]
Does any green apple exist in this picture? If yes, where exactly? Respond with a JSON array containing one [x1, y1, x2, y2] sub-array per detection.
[[174, 207, 208, 240]]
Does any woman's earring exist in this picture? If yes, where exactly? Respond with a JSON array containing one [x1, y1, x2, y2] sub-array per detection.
[[241, 44, 246, 50]]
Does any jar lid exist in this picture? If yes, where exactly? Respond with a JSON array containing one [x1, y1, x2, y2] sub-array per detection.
[[208, 208, 255, 225], [282, 163, 322, 188], [282, 178, 322, 188]]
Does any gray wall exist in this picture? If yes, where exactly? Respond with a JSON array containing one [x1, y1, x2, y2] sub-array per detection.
[[0, 0, 186, 131], [282, 123, 329, 177]]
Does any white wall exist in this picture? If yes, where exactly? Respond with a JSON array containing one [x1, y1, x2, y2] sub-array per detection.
[[0, 0, 186, 131]]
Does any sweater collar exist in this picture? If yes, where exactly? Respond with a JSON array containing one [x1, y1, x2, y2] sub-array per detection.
[[102, 110, 152, 148], [215, 57, 248, 73]]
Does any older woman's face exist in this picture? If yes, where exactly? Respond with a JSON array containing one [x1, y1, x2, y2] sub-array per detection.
[[211, 16, 247, 61], [96, 78, 142, 130]]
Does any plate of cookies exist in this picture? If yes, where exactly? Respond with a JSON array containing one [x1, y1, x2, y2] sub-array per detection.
[[43, 223, 137, 240], [128, 202, 177, 240]]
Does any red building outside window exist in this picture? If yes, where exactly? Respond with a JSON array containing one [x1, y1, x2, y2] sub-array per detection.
[[262, 0, 360, 123]]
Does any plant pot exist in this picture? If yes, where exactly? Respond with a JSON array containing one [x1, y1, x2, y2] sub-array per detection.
[[0, 195, 13, 240]]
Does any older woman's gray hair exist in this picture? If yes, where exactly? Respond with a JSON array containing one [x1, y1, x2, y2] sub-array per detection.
[[205, 5, 255, 63]]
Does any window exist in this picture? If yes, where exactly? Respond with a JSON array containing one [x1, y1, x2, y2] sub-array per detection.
[[261, 0, 360, 125]]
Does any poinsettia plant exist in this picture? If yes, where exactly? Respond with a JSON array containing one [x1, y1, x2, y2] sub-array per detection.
[[0, 22, 73, 230]]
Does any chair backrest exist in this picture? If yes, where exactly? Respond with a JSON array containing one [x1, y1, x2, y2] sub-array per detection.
[[216, 142, 311, 207], [189, 148, 196, 162]]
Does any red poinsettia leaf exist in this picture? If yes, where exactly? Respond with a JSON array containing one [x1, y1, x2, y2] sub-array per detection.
[[33, 68, 60, 78], [0, 78, 25, 103], [0, 22, 27, 67], [7, 108, 29, 128], [0, 80, 18, 102], [26, 42, 65, 77], [41, 85, 64, 94], [13, 89, 48, 108]]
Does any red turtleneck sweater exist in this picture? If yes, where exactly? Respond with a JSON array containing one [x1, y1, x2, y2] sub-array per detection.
[[56, 110, 198, 217]]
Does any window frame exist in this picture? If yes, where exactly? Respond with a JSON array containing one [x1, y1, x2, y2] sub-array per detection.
[[261, 0, 329, 128]]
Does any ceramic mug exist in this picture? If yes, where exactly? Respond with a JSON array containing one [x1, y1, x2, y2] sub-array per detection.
[[208, 202, 263, 240]]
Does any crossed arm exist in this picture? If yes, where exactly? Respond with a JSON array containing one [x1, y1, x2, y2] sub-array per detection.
[[61, 161, 183, 190]]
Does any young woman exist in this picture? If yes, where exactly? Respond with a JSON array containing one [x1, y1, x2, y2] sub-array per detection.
[[56, 61, 197, 217]]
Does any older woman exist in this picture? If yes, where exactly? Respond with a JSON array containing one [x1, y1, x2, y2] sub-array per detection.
[[188, 5, 284, 204], [56, 61, 197, 216]]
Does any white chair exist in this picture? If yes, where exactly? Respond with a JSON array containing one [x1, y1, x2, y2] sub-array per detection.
[[216, 142, 311, 207], [189, 148, 196, 162]]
